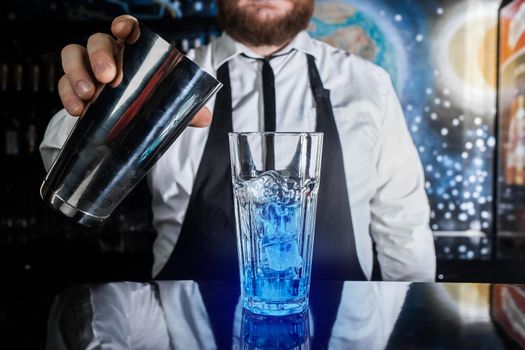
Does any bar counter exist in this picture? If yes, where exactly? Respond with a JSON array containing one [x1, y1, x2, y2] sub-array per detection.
[[3, 280, 519, 349]]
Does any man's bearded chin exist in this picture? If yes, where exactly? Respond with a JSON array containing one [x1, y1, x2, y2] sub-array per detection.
[[218, 0, 314, 47]]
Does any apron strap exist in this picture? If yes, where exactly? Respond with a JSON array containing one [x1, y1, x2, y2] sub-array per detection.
[[307, 54, 367, 281]]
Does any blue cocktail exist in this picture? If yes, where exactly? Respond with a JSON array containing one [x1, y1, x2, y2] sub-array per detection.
[[229, 132, 323, 316]]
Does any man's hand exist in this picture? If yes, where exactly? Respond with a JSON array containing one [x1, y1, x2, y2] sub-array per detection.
[[58, 15, 211, 127]]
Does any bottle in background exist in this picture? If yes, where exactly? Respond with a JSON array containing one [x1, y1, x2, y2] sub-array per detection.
[[506, 64, 525, 185], [1, 63, 8, 92], [4, 109, 21, 157]]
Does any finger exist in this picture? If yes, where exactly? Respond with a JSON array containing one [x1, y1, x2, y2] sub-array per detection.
[[111, 15, 140, 44], [87, 33, 119, 84], [110, 16, 140, 88], [61, 44, 96, 100], [188, 107, 212, 127], [58, 75, 84, 116], [110, 46, 124, 88]]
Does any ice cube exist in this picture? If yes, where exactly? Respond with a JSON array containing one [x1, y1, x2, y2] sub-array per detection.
[[257, 202, 301, 238], [263, 238, 303, 271], [245, 170, 284, 204]]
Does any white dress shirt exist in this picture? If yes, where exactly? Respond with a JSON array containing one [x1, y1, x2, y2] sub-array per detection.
[[40, 31, 436, 281]]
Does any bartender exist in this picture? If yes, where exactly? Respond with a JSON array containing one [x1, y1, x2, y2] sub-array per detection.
[[40, 0, 436, 281]]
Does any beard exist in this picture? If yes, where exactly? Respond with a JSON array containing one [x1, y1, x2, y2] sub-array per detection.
[[217, 0, 314, 47]]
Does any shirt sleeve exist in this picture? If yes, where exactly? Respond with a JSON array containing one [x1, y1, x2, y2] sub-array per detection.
[[39, 109, 79, 171], [370, 72, 436, 282]]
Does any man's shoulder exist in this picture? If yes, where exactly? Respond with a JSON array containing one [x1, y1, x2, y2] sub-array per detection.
[[307, 36, 393, 101], [309, 36, 390, 82]]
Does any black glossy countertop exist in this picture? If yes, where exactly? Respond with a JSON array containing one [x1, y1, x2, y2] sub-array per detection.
[[7, 280, 519, 349]]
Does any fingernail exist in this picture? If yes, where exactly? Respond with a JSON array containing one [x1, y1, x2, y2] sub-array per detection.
[[76, 80, 91, 96], [95, 61, 110, 75], [114, 20, 128, 31]]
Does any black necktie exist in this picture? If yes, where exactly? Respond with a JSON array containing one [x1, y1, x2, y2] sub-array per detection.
[[262, 58, 276, 132], [261, 58, 276, 169]]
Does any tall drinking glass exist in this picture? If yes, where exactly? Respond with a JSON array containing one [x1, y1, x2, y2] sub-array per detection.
[[229, 132, 323, 316]]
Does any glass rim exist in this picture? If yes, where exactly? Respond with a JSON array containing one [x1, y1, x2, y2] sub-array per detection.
[[228, 132, 323, 137]]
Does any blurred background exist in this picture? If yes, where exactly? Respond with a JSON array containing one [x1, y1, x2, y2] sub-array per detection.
[[1, 0, 525, 287]]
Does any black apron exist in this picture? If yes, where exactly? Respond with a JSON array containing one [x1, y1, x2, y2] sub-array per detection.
[[156, 54, 367, 282]]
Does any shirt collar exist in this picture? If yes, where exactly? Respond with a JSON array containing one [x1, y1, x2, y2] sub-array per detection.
[[211, 31, 317, 70]]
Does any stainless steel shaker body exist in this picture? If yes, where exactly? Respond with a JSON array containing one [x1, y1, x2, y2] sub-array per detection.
[[40, 25, 222, 226]]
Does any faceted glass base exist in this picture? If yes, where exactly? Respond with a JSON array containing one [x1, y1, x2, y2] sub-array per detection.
[[243, 297, 308, 316]]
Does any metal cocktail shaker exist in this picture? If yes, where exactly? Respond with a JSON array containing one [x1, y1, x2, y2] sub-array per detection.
[[40, 24, 222, 226]]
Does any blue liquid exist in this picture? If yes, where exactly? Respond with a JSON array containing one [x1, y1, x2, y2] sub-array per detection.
[[234, 171, 318, 316]]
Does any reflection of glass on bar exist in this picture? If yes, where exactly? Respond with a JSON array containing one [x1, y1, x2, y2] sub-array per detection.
[[241, 309, 310, 349], [229, 132, 323, 316]]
